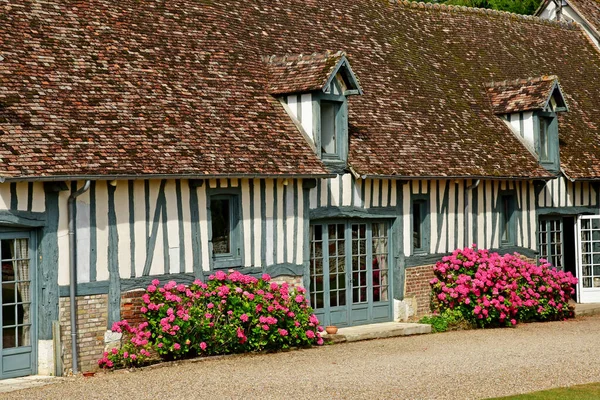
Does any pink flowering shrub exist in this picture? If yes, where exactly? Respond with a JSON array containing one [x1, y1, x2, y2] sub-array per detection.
[[429, 246, 578, 328], [98, 320, 152, 369], [99, 271, 323, 369]]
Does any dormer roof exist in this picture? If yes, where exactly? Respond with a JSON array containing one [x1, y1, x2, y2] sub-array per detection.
[[485, 76, 568, 115], [265, 51, 363, 96]]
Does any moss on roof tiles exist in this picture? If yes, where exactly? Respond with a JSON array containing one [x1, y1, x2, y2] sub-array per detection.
[[0, 0, 600, 178]]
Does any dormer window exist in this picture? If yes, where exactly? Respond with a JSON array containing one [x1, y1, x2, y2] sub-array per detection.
[[320, 100, 340, 155], [265, 51, 363, 168], [486, 75, 568, 174]]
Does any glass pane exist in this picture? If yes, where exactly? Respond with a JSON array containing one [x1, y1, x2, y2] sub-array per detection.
[[1, 260, 15, 282], [20, 303, 30, 326], [13, 239, 28, 261], [18, 325, 30, 347], [1, 240, 13, 261], [321, 102, 337, 154], [3, 304, 15, 327], [584, 277, 593, 288], [211, 198, 231, 254], [502, 197, 511, 242], [3, 327, 16, 349], [3, 283, 15, 304], [413, 202, 422, 249], [539, 118, 548, 160]]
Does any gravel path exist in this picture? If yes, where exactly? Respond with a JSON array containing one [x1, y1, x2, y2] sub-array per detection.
[[5, 315, 600, 400]]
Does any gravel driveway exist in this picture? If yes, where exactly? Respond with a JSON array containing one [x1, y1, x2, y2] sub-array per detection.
[[5, 315, 600, 400]]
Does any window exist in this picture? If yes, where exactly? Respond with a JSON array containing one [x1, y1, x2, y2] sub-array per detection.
[[315, 76, 349, 165], [209, 192, 241, 268], [539, 218, 563, 269], [320, 101, 340, 155], [539, 117, 549, 161], [499, 194, 516, 245], [535, 112, 559, 172], [411, 196, 429, 254]]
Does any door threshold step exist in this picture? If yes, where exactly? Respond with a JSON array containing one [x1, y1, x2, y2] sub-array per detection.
[[322, 321, 431, 344]]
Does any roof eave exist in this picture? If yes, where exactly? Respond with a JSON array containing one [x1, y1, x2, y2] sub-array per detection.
[[0, 172, 337, 183]]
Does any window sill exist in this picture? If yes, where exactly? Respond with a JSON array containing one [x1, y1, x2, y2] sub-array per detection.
[[212, 256, 243, 269]]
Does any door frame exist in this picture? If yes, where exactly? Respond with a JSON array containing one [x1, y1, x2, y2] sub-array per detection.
[[308, 219, 394, 327], [0, 229, 38, 379], [576, 215, 600, 304]]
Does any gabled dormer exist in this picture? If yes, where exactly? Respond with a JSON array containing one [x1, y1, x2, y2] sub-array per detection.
[[265, 51, 363, 169], [486, 75, 568, 173]]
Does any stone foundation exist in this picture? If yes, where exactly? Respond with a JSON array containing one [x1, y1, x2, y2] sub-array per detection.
[[270, 275, 304, 288], [403, 265, 435, 317]]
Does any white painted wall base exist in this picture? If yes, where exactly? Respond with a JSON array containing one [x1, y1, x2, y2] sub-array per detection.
[[37, 340, 54, 376], [394, 298, 417, 322], [104, 330, 122, 351]]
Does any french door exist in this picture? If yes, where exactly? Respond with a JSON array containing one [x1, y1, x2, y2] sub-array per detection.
[[309, 221, 392, 327], [0, 232, 36, 379], [576, 215, 600, 303]]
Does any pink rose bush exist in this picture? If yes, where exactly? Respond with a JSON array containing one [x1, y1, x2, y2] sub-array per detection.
[[430, 246, 578, 328], [99, 271, 322, 369]]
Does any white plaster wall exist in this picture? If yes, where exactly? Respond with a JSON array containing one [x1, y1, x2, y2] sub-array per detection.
[[300, 93, 313, 141], [523, 111, 534, 148]]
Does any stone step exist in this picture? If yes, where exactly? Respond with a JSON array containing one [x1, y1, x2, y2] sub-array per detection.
[[322, 321, 432, 344]]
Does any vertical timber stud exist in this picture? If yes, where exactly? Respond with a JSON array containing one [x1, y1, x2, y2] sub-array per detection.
[[393, 180, 407, 300], [189, 180, 203, 278], [302, 179, 317, 291], [107, 182, 121, 327], [39, 183, 66, 341]]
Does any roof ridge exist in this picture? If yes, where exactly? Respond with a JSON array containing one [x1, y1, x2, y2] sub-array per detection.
[[388, 0, 578, 30], [263, 50, 346, 65], [484, 75, 559, 88]]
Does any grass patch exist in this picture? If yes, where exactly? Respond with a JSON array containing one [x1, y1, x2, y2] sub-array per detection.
[[490, 382, 600, 399]]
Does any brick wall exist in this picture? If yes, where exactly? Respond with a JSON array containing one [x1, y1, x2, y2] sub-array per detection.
[[121, 290, 146, 326], [59, 294, 108, 374], [404, 265, 435, 316]]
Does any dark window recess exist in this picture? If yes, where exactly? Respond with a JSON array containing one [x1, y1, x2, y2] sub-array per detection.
[[500, 195, 515, 245], [412, 198, 429, 253], [413, 201, 422, 250], [211, 198, 231, 255], [539, 117, 549, 161], [321, 101, 339, 155]]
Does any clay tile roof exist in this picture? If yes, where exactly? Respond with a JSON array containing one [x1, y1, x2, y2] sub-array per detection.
[[3, 0, 600, 180], [485, 76, 561, 114], [265, 51, 347, 95]]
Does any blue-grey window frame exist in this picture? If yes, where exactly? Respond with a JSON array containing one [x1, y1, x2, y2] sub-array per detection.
[[411, 194, 430, 255], [313, 79, 349, 167], [498, 191, 517, 247], [533, 111, 560, 173], [207, 188, 243, 269]]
